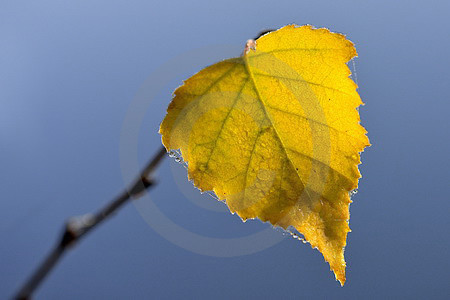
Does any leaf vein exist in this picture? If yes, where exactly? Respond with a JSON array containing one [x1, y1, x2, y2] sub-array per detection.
[[253, 72, 352, 96], [243, 55, 311, 200], [203, 78, 249, 171]]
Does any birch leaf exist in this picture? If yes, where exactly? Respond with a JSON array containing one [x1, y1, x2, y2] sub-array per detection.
[[159, 24, 370, 285]]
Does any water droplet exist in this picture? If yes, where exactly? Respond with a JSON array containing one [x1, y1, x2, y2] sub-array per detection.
[[350, 189, 358, 196]]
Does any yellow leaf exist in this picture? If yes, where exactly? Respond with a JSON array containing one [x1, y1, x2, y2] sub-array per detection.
[[160, 24, 370, 285]]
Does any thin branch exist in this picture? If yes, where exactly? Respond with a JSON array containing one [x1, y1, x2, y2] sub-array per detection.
[[14, 146, 168, 300]]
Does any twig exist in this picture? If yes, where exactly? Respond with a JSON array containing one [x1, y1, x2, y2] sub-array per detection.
[[13, 146, 167, 300]]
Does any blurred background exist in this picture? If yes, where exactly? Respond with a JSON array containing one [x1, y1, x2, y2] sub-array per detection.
[[1, 0, 449, 299]]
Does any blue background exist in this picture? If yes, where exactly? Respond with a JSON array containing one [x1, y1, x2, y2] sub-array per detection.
[[1, 0, 449, 299]]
